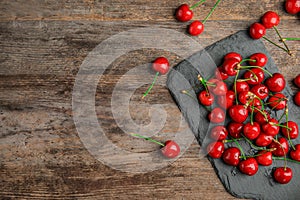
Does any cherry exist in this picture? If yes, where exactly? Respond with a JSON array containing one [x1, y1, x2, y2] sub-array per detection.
[[281, 121, 299, 139], [188, 20, 204, 36], [228, 105, 248, 123], [256, 151, 273, 166], [255, 133, 274, 147], [273, 167, 293, 184], [290, 144, 300, 161], [243, 68, 264, 85], [222, 58, 239, 76], [227, 122, 244, 139], [217, 90, 235, 110], [222, 147, 241, 166], [254, 110, 271, 125], [208, 79, 228, 96], [198, 91, 215, 106], [161, 140, 181, 158], [248, 53, 268, 67], [175, 4, 193, 22], [294, 74, 300, 88], [243, 122, 261, 140], [249, 22, 266, 39], [238, 91, 252, 105], [267, 93, 287, 110], [238, 158, 259, 176], [261, 11, 280, 29], [285, 0, 300, 15], [152, 57, 170, 75], [234, 81, 250, 93], [207, 141, 225, 159], [269, 137, 289, 157], [265, 73, 286, 92], [210, 126, 228, 141], [224, 52, 242, 62], [247, 98, 262, 114], [250, 84, 269, 100], [215, 67, 229, 80], [208, 107, 225, 123], [294, 91, 300, 106], [262, 118, 280, 136]]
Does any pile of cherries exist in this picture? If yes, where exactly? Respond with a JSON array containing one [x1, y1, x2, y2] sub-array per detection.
[[187, 51, 300, 184]]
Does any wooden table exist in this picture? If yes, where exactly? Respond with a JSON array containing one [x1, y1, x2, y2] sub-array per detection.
[[0, 0, 299, 199]]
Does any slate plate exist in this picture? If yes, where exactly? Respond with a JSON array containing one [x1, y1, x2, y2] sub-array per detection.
[[167, 30, 300, 200]]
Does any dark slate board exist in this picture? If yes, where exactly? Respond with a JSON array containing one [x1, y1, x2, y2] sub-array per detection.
[[167, 30, 300, 200]]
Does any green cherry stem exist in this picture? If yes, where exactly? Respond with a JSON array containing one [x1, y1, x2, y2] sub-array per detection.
[[223, 138, 244, 143], [281, 37, 300, 41], [181, 90, 198, 102], [202, 0, 222, 24], [285, 107, 296, 150], [262, 36, 291, 55], [273, 156, 300, 164], [242, 134, 267, 151], [233, 138, 246, 160], [272, 138, 288, 170], [238, 65, 273, 77], [234, 70, 240, 105], [130, 133, 165, 146], [142, 72, 159, 100], [190, 0, 206, 10], [239, 59, 256, 64], [273, 26, 291, 55]]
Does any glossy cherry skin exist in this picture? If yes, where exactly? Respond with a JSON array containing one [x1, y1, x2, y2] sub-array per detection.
[[238, 158, 259, 176], [243, 68, 264, 85], [175, 4, 193, 22], [161, 140, 180, 158], [222, 147, 241, 166], [208, 107, 225, 123], [234, 81, 250, 93], [251, 84, 269, 100], [261, 11, 280, 29], [248, 98, 262, 114], [222, 58, 239, 76], [249, 53, 268, 67], [274, 167, 293, 184], [267, 93, 287, 110], [255, 133, 274, 147], [228, 105, 248, 123], [290, 144, 300, 161], [215, 67, 229, 80], [238, 91, 252, 105], [285, 0, 300, 15], [217, 90, 235, 110], [224, 52, 242, 62], [256, 151, 273, 166], [210, 126, 228, 141], [207, 141, 225, 158], [188, 20, 204, 36], [281, 121, 299, 139], [198, 91, 215, 106], [269, 137, 289, 157], [152, 57, 170, 75], [265, 73, 286, 92], [254, 110, 271, 125], [243, 122, 261, 140], [294, 74, 300, 88], [262, 118, 280, 136], [249, 22, 266, 39], [227, 122, 243, 139], [208, 79, 228, 96], [294, 91, 300, 106]]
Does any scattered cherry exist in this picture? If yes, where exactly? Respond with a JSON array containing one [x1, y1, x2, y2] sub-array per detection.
[[224, 52, 242, 62], [222, 147, 241, 166], [238, 158, 259, 176], [215, 67, 229, 80], [262, 118, 280, 136], [234, 81, 250, 93], [294, 91, 300, 106], [281, 121, 299, 139], [254, 110, 270, 125], [222, 58, 239, 76], [161, 140, 181, 158], [227, 122, 243, 139], [251, 84, 269, 100], [208, 107, 225, 123], [265, 73, 286, 93], [285, 0, 300, 15], [217, 90, 235, 109], [228, 105, 248, 123], [294, 74, 300, 88], [249, 22, 266, 39], [255, 151, 273, 166], [208, 79, 228, 95], [243, 122, 261, 140], [267, 93, 287, 110], [273, 167, 293, 184], [175, 4, 194, 22], [248, 53, 268, 67], [269, 137, 289, 157], [198, 91, 215, 106], [188, 20, 204, 36], [290, 144, 300, 161], [261, 11, 280, 29], [243, 68, 264, 85], [210, 126, 228, 141], [207, 141, 225, 159], [255, 133, 274, 147]]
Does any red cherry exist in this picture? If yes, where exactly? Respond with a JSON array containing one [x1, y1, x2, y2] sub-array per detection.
[[281, 121, 299, 139], [273, 167, 293, 184], [238, 158, 259, 176], [249, 22, 266, 39], [294, 91, 300, 106], [161, 140, 180, 158], [208, 79, 228, 96], [294, 74, 300, 88], [175, 4, 193, 22], [248, 53, 268, 67], [228, 105, 248, 123], [222, 147, 241, 166], [217, 90, 235, 110], [243, 122, 261, 140], [265, 73, 286, 92], [234, 81, 250, 93], [290, 144, 300, 161], [250, 84, 269, 100], [285, 0, 300, 15], [262, 118, 280, 136], [208, 107, 225, 123], [261, 11, 280, 29], [207, 141, 225, 158], [247, 98, 262, 114], [152, 57, 170, 75], [222, 58, 239, 76], [215, 67, 229, 80], [254, 110, 271, 125], [267, 93, 287, 110], [188, 20, 204, 36], [198, 91, 214, 106], [224, 52, 242, 62], [238, 91, 251, 105], [269, 137, 289, 157], [227, 122, 244, 139], [243, 68, 264, 85], [255, 133, 274, 147], [256, 151, 273, 166], [210, 126, 228, 141]]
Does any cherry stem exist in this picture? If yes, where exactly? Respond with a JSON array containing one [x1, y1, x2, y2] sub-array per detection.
[[223, 138, 243, 143], [239, 65, 273, 77], [262, 36, 291, 55], [130, 133, 165, 147], [280, 37, 300, 41], [272, 156, 300, 164], [234, 70, 240, 105], [273, 26, 291, 55], [233, 138, 246, 160], [239, 58, 256, 64], [242, 134, 267, 151], [285, 107, 296, 150], [250, 104, 255, 124], [190, 0, 206, 10], [272, 138, 288, 169], [181, 90, 198, 102], [198, 75, 209, 93], [202, 0, 222, 24], [269, 122, 292, 130], [142, 72, 159, 100], [254, 107, 269, 122]]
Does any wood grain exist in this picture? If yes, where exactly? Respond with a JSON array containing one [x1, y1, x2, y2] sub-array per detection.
[[0, 0, 299, 199]]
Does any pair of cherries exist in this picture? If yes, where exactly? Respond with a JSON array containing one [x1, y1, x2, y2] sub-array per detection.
[[293, 74, 300, 106]]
